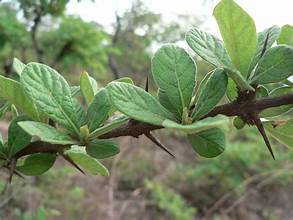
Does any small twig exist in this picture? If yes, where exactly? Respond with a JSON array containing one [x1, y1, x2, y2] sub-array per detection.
[[144, 132, 175, 158]]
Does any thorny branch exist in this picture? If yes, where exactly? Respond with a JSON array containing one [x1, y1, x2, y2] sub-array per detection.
[[16, 92, 293, 158]]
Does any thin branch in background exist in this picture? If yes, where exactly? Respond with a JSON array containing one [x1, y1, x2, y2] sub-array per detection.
[[108, 11, 122, 79], [31, 9, 44, 63]]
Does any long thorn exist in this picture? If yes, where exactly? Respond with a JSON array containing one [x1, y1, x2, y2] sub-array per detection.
[[145, 76, 149, 92], [13, 170, 24, 179], [251, 115, 275, 159], [60, 152, 86, 175], [144, 132, 175, 158]]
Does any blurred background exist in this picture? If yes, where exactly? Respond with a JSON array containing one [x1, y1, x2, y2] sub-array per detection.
[[0, 0, 293, 219]]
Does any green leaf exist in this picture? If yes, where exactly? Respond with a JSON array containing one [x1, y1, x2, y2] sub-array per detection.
[[226, 78, 238, 101], [157, 89, 181, 120], [192, 69, 228, 120], [89, 115, 129, 139], [248, 26, 281, 74], [13, 58, 26, 76], [114, 77, 134, 84], [65, 146, 109, 176], [251, 45, 293, 84], [0, 102, 10, 120], [162, 115, 228, 134], [21, 63, 80, 135], [151, 44, 196, 117], [278, 24, 293, 46], [0, 75, 39, 120], [213, 0, 257, 77], [8, 116, 32, 157], [264, 120, 293, 147], [107, 82, 175, 126], [18, 121, 76, 145], [260, 86, 292, 117], [80, 72, 98, 105], [226, 69, 254, 91], [86, 88, 111, 132], [11, 104, 18, 119], [86, 139, 119, 159], [71, 86, 80, 97], [73, 99, 86, 127], [255, 85, 269, 99], [188, 127, 225, 158], [0, 135, 7, 160], [16, 153, 56, 176], [186, 27, 233, 69]]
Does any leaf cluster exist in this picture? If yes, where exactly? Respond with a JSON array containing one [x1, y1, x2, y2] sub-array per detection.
[[0, 0, 292, 179]]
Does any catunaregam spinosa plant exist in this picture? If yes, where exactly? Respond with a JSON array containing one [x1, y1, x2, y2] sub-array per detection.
[[0, 0, 292, 179]]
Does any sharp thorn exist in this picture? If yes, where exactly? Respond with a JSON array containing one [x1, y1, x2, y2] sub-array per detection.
[[252, 115, 275, 160], [144, 132, 175, 158], [60, 152, 86, 175], [145, 76, 149, 92], [14, 170, 24, 179]]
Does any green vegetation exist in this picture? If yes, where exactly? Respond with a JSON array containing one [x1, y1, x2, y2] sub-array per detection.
[[0, 0, 292, 219]]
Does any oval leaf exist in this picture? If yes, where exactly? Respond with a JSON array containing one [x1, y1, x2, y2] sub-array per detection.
[[213, 0, 257, 77], [13, 58, 26, 76], [18, 121, 75, 145], [0, 75, 39, 120], [186, 27, 233, 69], [89, 115, 129, 139], [226, 78, 238, 101], [16, 153, 56, 176], [278, 24, 293, 46], [86, 88, 111, 132], [188, 127, 225, 158], [8, 116, 32, 157], [107, 82, 175, 126], [21, 63, 80, 134], [251, 45, 293, 84], [264, 120, 293, 147], [248, 25, 281, 74], [80, 72, 98, 105], [86, 139, 119, 159], [65, 146, 109, 176], [151, 44, 196, 118], [158, 89, 181, 120], [192, 69, 228, 120]]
